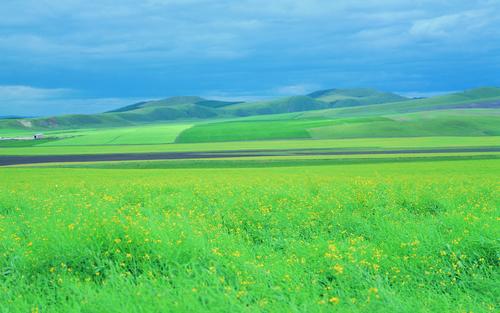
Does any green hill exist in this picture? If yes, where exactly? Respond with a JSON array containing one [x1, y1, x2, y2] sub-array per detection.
[[307, 88, 408, 107], [223, 96, 330, 116], [0, 88, 394, 130], [0, 97, 222, 130], [1, 87, 499, 133], [223, 89, 408, 116], [299, 87, 500, 119], [175, 109, 500, 143], [174, 87, 500, 143], [108, 97, 242, 113]]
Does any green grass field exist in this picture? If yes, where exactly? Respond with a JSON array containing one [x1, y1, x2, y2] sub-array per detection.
[[1, 87, 499, 132], [308, 110, 500, 139], [1, 87, 499, 312], [1, 136, 499, 156], [176, 110, 500, 143], [0, 123, 192, 146], [1, 87, 499, 149], [301, 89, 500, 119], [40, 124, 193, 146], [175, 119, 333, 143], [1, 159, 498, 312], [2, 111, 499, 148], [27, 153, 499, 170]]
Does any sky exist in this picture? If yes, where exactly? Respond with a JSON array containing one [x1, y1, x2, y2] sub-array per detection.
[[1, 0, 499, 116]]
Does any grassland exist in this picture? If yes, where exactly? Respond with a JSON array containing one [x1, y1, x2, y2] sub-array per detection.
[[175, 110, 500, 143], [301, 88, 500, 119], [1, 136, 499, 156], [308, 110, 500, 139], [175, 119, 333, 143], [28, 152, 499, 170], [1, 87, 499, 150], [1, 87, 499, 312], [2, 87, 498, 132], [2, 110, 498, 148], [0, 123, 192, 147], [0, 159, 498, 312], [41, 124, 192, 146]]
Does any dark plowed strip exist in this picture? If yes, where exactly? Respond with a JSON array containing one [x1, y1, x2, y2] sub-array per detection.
[[1, 147, 499, 166]]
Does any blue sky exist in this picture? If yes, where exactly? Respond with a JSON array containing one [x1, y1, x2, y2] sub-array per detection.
[[1, 0, 499, 116]]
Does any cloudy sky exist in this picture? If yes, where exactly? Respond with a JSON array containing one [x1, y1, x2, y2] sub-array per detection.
[[1, 0, 499, 116]]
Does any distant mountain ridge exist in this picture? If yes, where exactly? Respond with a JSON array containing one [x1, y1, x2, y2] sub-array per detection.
[[107, 97, 244, 114], [307, 88, 408, 107], [1, 87, 499, 130], [0, 115, 30, 120]]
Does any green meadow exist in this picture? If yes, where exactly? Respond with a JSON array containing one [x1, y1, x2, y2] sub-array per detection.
[[0, 159, 498, 312], [176, 110, 499, 143], [1, 87, 499, 312], [41, 124, 193, 146], [1, 136, 499, 156]]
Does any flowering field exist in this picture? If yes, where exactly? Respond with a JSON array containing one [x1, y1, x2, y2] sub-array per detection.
[[0, 159, 498, 312]]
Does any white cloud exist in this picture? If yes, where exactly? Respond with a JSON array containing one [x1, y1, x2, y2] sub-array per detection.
[[410, 14, 462, 38], [0, 85, 141, 116], [274, 84, 320, 95], [0, 85, 73, 100], [1, 0, 497, 64], [409, 10, 493, 39], [0, 0, 499, 113], [201, 93, 269, 103]]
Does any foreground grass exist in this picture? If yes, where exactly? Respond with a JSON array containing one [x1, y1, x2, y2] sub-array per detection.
[[0, 159, 498, 312]]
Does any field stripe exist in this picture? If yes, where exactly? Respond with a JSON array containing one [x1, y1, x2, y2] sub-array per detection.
[[1, 147, 500, 166]]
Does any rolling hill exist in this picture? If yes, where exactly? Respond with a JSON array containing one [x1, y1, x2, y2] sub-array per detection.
[[0, 88, 411, 130], [0, 87, 499, 144], [0, 115, 29, 120], [223, 96, 331, 116], [174, 87, 500, 143], [308, 88, 408, 107], [175, 109, 500, 143]]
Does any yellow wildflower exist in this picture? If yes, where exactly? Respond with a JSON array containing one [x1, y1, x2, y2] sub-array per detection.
[[329, 297, 340, 304], [333, 264, 344, 274]]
